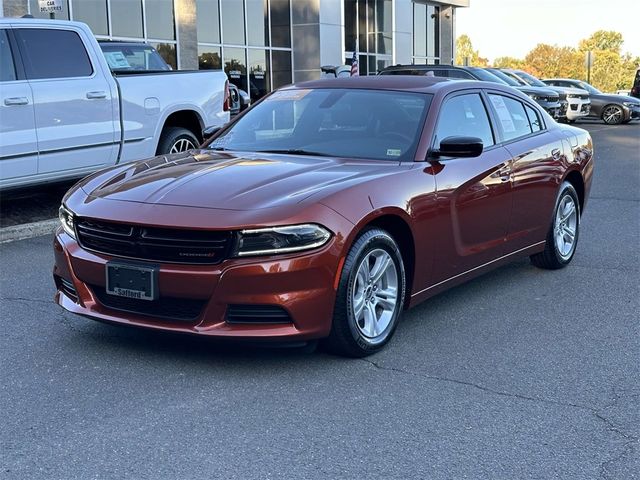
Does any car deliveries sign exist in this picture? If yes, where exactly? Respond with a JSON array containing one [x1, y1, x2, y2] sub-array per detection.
[[38, 0, 62, 13]]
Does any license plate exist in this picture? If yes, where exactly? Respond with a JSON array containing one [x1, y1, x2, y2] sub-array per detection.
[[105, 261, 159, 301]]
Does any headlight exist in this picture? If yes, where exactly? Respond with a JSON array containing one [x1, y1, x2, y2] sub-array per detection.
[[58, 204, 76, 239], [622, 101, 638, 108], [527, 94, 539, 100], [567, 94, 578, 98], [235, 224, 331, 257]]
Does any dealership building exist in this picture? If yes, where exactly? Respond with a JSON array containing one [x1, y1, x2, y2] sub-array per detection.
[[2, 0, 468, 101]]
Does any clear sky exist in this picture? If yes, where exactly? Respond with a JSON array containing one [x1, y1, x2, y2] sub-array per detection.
[[456, 0, 640, 62]]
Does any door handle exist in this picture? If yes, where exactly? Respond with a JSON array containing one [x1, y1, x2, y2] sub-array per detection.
[[491, 165, 511, 181], [86, 91, 107, 99], [4, 97, 29, 106]]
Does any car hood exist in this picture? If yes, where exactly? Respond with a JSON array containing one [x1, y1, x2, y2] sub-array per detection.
[[544, 86, 589, 97], [516, 86, 560, 98], [593, 93, 640, 104], [81, 150, 401, 210]]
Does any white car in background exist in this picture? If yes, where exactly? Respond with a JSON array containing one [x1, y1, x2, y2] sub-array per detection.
[[499, 69, 591, 123], [0, 18, 230, 190]]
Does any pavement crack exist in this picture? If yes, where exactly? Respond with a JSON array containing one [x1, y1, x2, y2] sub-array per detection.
[[360, 358, 638, 478], [1, 296, 51, 305]]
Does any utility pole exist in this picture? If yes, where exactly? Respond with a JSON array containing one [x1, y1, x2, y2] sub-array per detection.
[[586, 50, 594, 84]]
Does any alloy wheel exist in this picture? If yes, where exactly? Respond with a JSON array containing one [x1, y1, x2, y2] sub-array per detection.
[[351, 249, 398, 339], [554, 194, 578, 260], [602, 105, 623, 125], [170, 138, 196, 153]]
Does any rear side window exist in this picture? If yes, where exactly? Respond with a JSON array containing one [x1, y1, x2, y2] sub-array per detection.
[[525, 104, 542, 132], [488, 94, 533, 141], [434, 93, 495, 149], [0, 30, 16, 82], [15, 29, 93, 80], [447, 69, 474, 79]]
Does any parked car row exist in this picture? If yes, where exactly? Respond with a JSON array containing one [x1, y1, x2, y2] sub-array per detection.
[[0, 18, 231, 190], [378, 63, 640, 125]]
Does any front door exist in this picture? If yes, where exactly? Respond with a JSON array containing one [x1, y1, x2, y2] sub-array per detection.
[[14, 26, 116, 175], [429, 92, 513, 283]]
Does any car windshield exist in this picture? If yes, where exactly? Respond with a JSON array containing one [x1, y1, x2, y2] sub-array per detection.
[[575, 81, 601, 95], [487, 69, 520, 86], [468, 68, 508, 84], [514, 70, 547, 87], [100, 44, 171, 72], [208, 88, 432, 161]]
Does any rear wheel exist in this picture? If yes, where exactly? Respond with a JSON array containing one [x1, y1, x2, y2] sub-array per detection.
[[530, 182, 580, 269], [602, 104, 624, 125], [157, 127, 199, 155], [324, 228, 406, 357]]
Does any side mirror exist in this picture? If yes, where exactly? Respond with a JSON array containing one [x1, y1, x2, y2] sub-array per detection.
[[430, 136, 483, 159], [202, 126, 221, 139]]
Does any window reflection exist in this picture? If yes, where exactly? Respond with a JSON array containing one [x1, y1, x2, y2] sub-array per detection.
[[221, 0, 245, 45], [246, 0, 269, 46], [146, 0, 175, 40], [152, 43, 177, 69], [225, 47, 247, 92], [72, 0, 108, 36], [199, 46, 222, 70], [271, 50, 292, 89], [111, 0, 144, 38], [248, 49, 270, 101], [344, 0, 392, 75], [197, 0, 221, 44], [413, 2, 440, 62], [270, 0, 291, 48]]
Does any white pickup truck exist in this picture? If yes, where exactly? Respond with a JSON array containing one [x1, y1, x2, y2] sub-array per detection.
[[0, 18, 230, 190]]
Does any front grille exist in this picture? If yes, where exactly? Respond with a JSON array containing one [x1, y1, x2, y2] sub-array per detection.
[[56, 276, 78, 302], [91, 285, 205, 321], [76, 218, 234, 264], [559, 101, 568, 115], [226, 304, 292, 324]]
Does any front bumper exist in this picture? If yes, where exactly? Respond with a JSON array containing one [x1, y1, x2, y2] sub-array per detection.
[[53, 229, 341, 341], [565, 97, 591, 121], [626, 104, 640, 120]]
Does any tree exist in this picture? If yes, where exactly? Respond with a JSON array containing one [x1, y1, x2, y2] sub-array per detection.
[[523, 44, 583, 79], [455, 34, 488, 67], [493, 56, 525, 69], [578, 30, 624, 54]]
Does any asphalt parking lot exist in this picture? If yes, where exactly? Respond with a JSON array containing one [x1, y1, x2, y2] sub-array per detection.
[[1, 122, 638, 479]]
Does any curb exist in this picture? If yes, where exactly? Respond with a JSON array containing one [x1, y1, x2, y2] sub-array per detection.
[[0, 218, 58, 244]]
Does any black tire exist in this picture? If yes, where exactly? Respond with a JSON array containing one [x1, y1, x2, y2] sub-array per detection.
[[324, 228, 406, 357], [530, 182, 581, 270], [601, 104, 624, 125], [156, 127, 199, 155]]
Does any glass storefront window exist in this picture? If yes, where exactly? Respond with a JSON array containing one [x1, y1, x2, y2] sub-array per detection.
[[146, 0, 176, 40], [271, 50, 292, 89], [29, 0, 70, 19], [72, 0, 108, 36], [246, 0, 269, 47], [221, 0, 245, 45], [414, 3, 440, 62], [111, 0, 144, 38], [270, 0, 291, 48], [151, 42, 177, 69], [198, 46, 222, 70], [224, 47, 247, 92], [197, 0, 221, 44], [248, 49, 270, 101], [414, 3, 427, 58], [344, 0, 357, 52]]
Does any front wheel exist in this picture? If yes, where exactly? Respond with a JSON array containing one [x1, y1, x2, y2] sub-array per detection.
[[324, 228, 406, 357], [530, 182, 580, 269], [602, 104, 624, 125]]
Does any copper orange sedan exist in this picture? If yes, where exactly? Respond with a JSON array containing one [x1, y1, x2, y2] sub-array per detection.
[[53, 77, 594, 357]]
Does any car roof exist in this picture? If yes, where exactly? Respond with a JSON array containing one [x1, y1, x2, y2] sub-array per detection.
[[383, 64, 472, 71], [290, 76, 510, 95]]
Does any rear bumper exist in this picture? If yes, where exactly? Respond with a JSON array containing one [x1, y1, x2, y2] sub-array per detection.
[[53, 229, 341, 341]]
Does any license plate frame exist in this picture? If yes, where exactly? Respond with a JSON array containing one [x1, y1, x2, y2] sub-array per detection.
[[105, 261, 159, 301]]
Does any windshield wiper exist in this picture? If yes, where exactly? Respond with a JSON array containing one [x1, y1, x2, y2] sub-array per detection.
[[255, 149, 332, 157]]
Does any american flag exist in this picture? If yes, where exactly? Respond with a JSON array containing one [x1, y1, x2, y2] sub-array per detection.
[[350, 52, 359, 77]]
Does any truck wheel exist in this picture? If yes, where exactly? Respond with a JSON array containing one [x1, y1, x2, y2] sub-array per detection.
[[157, 127, 199, 155]]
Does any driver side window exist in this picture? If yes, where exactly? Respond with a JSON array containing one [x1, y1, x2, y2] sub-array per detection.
[[434, 93, 495, 150]]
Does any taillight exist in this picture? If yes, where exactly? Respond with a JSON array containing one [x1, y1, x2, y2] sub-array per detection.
[[223, 80, 230, 112]]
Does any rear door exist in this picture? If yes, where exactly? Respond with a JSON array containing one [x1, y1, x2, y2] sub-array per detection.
[[485, 92, 562, 251], [14, 26, 116, 175], [0, 28, 38, 184], [430, 91, 514, 281]]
